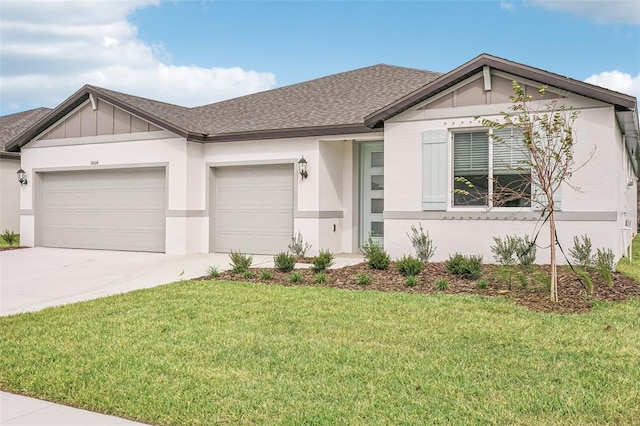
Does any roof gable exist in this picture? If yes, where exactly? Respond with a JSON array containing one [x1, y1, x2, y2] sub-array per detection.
[[364, 53, 637, 127]]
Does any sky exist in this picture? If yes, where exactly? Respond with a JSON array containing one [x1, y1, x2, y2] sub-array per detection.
[[1, 0, 639, 115]]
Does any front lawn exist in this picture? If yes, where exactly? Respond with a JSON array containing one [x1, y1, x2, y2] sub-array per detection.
[[617, 233, 640, 282], [1, 281, 639, 425]]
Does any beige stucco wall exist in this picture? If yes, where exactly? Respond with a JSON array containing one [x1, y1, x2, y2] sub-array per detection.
[[0, 157, 21, 233]]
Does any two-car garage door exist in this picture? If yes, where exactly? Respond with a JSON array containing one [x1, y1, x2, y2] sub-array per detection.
[[213, 164, 293, 255], [41, 168, 166, 252]]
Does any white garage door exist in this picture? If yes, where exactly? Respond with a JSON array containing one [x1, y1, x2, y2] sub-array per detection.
[[213, 165, 293, 255], [41, 168, 166, 252]]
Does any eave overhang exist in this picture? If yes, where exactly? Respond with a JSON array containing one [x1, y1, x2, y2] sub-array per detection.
[[191, 124, 378, 143]]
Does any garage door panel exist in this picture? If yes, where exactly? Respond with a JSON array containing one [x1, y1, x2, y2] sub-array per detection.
[[41, 168, 165, 252], [214, 165, 293, 255]]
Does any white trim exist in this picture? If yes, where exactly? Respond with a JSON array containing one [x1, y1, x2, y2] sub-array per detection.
[[483, 66, 492, 91], [24, 130, 179, 148]]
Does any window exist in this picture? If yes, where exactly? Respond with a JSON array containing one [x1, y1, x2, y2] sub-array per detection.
[[453, 129, 531, 207]]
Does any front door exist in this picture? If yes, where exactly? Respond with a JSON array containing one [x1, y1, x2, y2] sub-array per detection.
[[360, 142, 384, 247]]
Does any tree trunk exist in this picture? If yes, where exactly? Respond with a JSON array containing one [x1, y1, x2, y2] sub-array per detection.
[[549, 209, 558, 302]]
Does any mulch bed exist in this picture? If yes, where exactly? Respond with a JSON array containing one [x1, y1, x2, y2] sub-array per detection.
[[0, 246, 28, 252], [196, 262, 640, 314]]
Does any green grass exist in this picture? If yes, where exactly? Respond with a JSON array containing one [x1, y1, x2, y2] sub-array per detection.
[[617, 234, 640, 282], [1, 281, 639, 425]]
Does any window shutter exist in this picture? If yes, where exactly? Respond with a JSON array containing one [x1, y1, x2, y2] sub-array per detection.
[[422, 129, 448, 210], [492, 128, 530, 175]]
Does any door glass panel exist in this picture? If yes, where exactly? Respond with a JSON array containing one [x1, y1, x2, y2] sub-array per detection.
[[371, 152, 384, 167], [371, 175, 384, 190], [371, 222, 384, 237], [371, 199, 383, 213]]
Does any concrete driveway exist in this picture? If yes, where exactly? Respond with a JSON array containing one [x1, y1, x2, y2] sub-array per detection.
[[0, 247, 274, 316]]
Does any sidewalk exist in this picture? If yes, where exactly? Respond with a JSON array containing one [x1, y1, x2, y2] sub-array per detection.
[[0, 392, 148, 425]]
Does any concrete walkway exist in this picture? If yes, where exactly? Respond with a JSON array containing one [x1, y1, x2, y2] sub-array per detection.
[[0, 247, 363, 425]]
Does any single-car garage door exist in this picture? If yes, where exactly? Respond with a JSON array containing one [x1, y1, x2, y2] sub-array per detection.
[[41, 168, 166, 252], [213, 164, 293, 255]]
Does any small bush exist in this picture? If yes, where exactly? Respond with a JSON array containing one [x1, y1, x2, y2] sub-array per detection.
[[406, 276, 418, 287], [207, 265, 220, 278], [242, 270, 254, 280], [477, 279, 488, 289], [490, 235, 517, 266], [407, 223, 436, 263], [289, 271, 303, 283], [288, 230, 312, 258], [514, 235, 537, 267], [312, 249, 334, 272], [445, 253, 482, 280], [355, 273, 371, 285], [229, 250, 253, 274], [395, 255, 424, 277], [434, 277, 449, 291], [260, 270, 273, 280], [361, 236, 390, 270], [274, 252, 296, 273], [594, 248, 615, 287], [315, 272, 329, 284], [569, 234, 593, 269], [1, 230, 18, 247]]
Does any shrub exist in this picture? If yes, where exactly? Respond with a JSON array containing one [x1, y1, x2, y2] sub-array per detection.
[[514, 235, 537, 267], [288, 230, 312, 258], [395, 255, 424, 277], [260, 270, 273, 280], [315, 272, 329, 284], [207, 265, 220, 278], [361, 236, 390, 270], [274, 252, 296, 273], [355, 273, 371, 285], [407, 223, 436, 263], [289, 271, 303, 283], [434, 277, 449, 290], [490, 235, 517, 266], [312, 249, 334, 272], [594, 248, 615, 287], [242, 270, 254, 280], [476, 279, 488, 289], [406, 276, 418, 287], [1, 229, 18, 247], [445, 253, 483, 280], [229, 250, 253, 274], [575, 268, 594, 294], [569, 234, 593, 269]]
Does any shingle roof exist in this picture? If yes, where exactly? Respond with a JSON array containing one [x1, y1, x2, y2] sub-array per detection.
[[191, 64, 443, 135], [0, 107, 51, 151]]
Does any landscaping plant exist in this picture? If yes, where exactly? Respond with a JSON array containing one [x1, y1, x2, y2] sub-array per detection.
[[569, 234, 593, 269], [434, 277, 450, 291], [207, 265, 220, 278], [594, 248, 615, 287], [407, 223, 436, 263], [288, 230, 312, 258], [315, 272, 329, 284], [312, 249, 334, 272], [274, 252, 296, 273], [445, 253, 482, 280], [260, 270, 273, 280], [229, 250, 253, 274], [1, 229, 18, 247], [405, 276, 418, 287], [289, 271, 303, 283], [355, 273, 371, 285], [361, 235, 390, 270], [395, 255, 424, 277]]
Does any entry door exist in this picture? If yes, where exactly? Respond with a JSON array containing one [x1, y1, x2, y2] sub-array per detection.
[[361, 143, 384, 247]]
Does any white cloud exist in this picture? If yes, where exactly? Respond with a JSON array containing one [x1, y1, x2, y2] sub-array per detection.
[[500, 2, 515, 11], [0, 0, 276, 114], [585, 70, 640, 99], [527, 0, 640, 25]]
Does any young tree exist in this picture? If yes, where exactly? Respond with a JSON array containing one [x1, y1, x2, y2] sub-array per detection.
[[457, 82, 591, 301]]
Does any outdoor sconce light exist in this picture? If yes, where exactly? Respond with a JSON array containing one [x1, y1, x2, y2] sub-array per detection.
[[17, 168, 27, 186], [298, 156, 308, 180]]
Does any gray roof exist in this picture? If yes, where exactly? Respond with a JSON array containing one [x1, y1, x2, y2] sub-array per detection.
[[0, 107, 51, 151]]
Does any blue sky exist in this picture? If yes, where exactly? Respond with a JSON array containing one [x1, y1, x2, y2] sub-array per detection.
[[1, 0, 639, 115]]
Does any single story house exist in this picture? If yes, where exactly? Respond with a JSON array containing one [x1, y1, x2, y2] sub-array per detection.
[[0, 108, 51, 233], [5, 54, 639, 262]]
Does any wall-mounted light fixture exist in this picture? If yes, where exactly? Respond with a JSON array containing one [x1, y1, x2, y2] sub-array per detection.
[[17, 168, 27, 186], [298, 156, 308, 180]]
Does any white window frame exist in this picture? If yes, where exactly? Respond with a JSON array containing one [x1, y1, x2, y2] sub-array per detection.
[[448, 127, 533, 211]]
